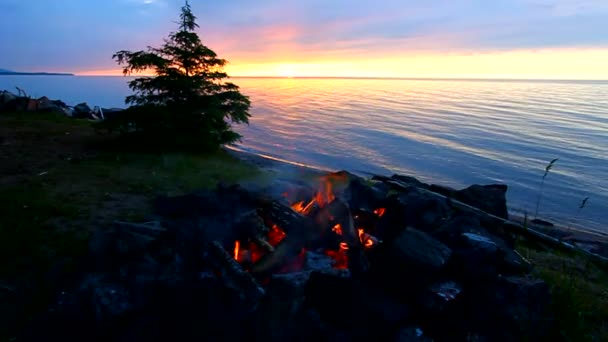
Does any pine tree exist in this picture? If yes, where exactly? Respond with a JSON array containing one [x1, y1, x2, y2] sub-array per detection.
[[104, 1, 250, 150]]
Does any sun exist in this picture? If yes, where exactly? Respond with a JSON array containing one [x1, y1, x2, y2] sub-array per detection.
[[276, 64, 298, 78]]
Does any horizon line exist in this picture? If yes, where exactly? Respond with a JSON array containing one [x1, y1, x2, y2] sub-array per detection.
[[73, 74, 608, 82]]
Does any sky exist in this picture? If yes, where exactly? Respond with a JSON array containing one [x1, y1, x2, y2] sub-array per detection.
[[0, 0, 607, 79]]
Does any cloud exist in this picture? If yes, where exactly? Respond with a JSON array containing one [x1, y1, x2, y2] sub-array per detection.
[[1, 0, 607, 76]]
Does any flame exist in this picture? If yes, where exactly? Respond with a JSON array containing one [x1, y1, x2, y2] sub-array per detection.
[[374, 208, 386, 217], [332, 224, 343, 235], [339, 242, 349, 250], [234, 241, 240, 261], [289, 172, 349, 215], [357, 228, 376, 249], [291, 201, 306, 212], [268, 224, 287, 246]]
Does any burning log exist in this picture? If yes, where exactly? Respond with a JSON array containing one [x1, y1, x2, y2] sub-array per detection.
[[322, 199, 370, 276], [207, 241, 265, 306]]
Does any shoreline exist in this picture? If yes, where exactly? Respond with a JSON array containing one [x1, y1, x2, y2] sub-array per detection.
[[225, 145, 608, 258]]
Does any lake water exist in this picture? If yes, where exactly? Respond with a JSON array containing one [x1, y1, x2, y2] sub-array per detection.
[[1, 76, 607, 233]]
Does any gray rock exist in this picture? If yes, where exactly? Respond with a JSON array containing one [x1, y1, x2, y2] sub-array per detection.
[[73, 102, 92, 118], [455, 184, 509, 219], [462, 232, 499, 254], [36, 96, 64, 113], [392, 228, 452, 270], [397, 187, 450, 230], [392, 174, 429, 189], [0, 90, 17, 104]]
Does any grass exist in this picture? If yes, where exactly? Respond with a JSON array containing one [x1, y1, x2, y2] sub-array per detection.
[[518, 242, 608, 341], [0, 111, 261, 339]]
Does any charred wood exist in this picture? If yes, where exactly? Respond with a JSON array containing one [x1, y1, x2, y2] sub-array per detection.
[[207, 241, 265, 305]]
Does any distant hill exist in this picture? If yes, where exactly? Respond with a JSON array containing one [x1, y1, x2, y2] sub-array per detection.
[[0, 68, 74, 76]]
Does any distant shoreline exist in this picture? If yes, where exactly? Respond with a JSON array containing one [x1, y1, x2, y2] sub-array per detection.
[[0, 72, 74, 76]]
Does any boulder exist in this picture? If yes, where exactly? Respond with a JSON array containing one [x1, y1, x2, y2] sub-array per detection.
[[36, 96, 64, 113], [73, 102, 92, 118], [0, 90, 17, 104], [391, 228, 452, 271], [466, 276, 555, 340], [396, 187, 450, 231], [454, 184, 509, 219], [392, 174, 430, 189]]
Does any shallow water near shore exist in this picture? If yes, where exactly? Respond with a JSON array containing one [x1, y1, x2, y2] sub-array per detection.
[[1, 76, 607, 233]]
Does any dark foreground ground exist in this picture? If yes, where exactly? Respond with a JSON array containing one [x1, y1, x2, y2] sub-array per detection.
[[0, 112, 606, 340]]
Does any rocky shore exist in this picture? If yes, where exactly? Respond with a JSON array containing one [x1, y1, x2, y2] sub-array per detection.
[[0, 89, 124, 120]]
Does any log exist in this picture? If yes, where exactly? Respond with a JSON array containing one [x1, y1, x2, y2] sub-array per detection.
[[207, 241, 265, 305]]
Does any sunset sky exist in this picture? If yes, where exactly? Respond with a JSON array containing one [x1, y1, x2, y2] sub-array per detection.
[[1, 0, 607, 79]]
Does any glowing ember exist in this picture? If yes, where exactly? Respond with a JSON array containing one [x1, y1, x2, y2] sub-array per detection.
[[339, 242, 349, 250], [268, 224, 287, 246], [291, 201, 306, 212], [358, 228, 377, 249], [234, 241, 240, 261], [332, 224, 343, 235], [374, 208, 386, 217], [325, 249, 349, 269]]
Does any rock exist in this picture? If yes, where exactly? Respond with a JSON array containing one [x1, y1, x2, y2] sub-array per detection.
[[305, 272, 410, 339], [346, 177, 386, 211], [36, 96, 65, 113], [391, 228, 452, 271], [454, 184, 509, 219], [0, 90, 17, 104], [395, 327, 433, 342], [392, 174, 429, 189], [73, 102, 92, 118], [531, 218, 554, 227], [429, 184, 457, 197], [25, 98, 38, 111], [466, 276, 555, 340], [396, 187, 450, 231], [462, 232, 499, 254]]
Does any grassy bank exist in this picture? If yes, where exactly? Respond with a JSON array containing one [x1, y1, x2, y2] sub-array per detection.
[[0, 112, 261, 339]]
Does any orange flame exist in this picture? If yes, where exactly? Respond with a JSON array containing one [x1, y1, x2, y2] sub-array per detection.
[[332, 224, 343, 235], [374, 208, 386, 217], [358, 228, 376, 249], [234, 241, 240, 261], [339, 242, 349, 250], [289, 172, 348, 215], [291, 201, 305, 212]]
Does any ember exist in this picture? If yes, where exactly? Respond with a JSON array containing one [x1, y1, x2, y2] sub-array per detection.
[[234, 240, 240, 261], [268, 224, 287, 246], [374, 208, 386, 217]]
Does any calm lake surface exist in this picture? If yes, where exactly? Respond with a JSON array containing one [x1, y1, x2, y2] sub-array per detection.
[[1, 76, 607, 233]]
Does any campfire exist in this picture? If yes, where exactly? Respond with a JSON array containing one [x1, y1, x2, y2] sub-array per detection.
[[231, 172, 384, 275], [27, 170, 557, 341]]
